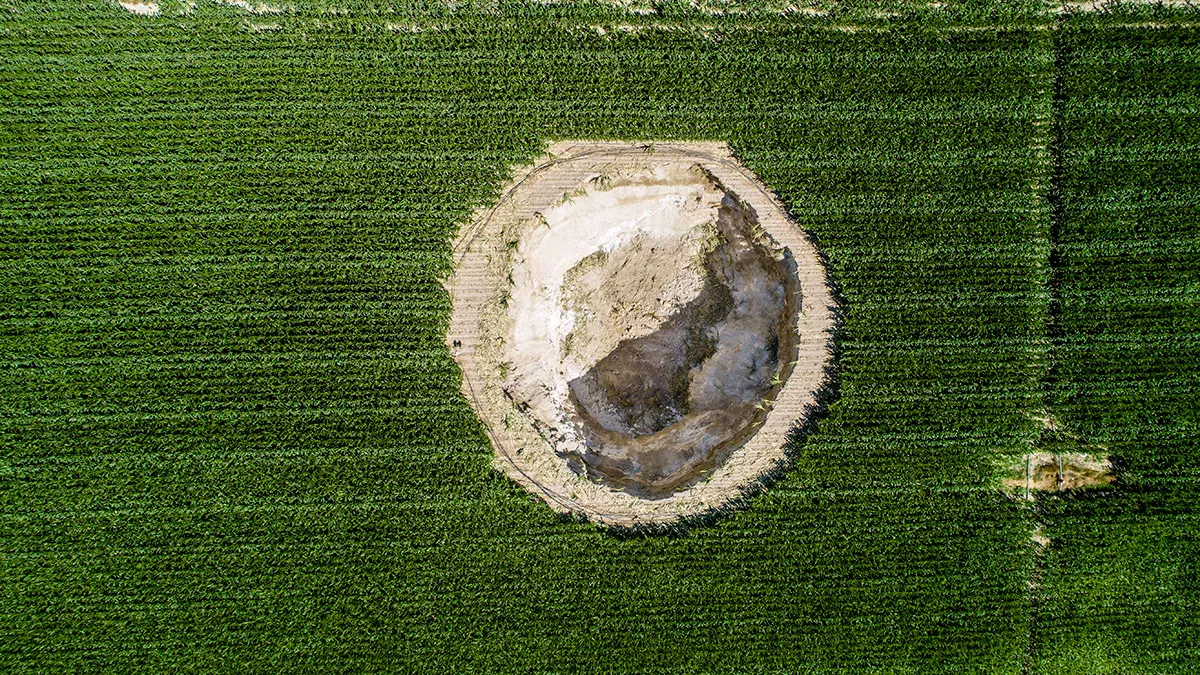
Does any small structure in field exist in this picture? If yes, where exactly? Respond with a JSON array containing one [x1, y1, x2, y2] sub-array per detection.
[[1003, 452, 1116, 500]]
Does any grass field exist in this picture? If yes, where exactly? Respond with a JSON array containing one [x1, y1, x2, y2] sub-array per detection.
[[1031, 15, 1200, 672], [1, 1, 1197, 672]]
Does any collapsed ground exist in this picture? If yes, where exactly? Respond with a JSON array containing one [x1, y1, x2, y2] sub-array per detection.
[[506, 165, 796, 495], [448, 143, 834, 523]]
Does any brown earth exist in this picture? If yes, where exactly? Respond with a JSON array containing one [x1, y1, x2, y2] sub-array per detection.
[[445, 141, 835, 526]]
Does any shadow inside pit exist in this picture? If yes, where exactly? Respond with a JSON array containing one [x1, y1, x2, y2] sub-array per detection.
[[555, 190, 805, 501]]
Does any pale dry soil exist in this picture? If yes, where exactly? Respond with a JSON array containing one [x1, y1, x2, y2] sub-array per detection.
[[118, 1, 159, 14], [446, 142, 835, 525], [507, 165, 797, 496]]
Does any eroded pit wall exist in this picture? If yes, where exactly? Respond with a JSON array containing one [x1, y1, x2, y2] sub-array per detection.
[[445, 141, 836, 526]]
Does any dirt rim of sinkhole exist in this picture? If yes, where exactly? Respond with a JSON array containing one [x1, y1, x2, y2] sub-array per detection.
[[444, 141, 836, 527]]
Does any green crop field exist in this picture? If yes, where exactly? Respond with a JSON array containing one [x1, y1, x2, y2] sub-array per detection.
[[1, 1, 1197, 672]]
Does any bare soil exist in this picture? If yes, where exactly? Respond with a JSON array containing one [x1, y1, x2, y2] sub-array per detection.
[[118, 1, 159, 14], [445, 142, 835, 526]]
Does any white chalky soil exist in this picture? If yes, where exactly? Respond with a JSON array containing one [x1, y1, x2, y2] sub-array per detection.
[[447, 142, 835, 525]]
